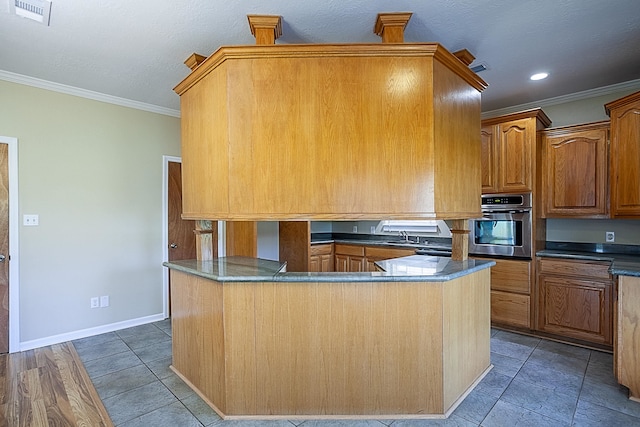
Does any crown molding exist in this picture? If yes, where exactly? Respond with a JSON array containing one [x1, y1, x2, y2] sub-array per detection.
[[0, 70, 181, 118], [482, 78, 640, 119]]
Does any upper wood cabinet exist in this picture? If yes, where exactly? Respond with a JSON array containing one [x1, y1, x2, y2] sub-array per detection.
[[174, 44, 486, 221], [481, 109, 551, 194], [539, 121, 609, 218], [606, 90, 640, 218]]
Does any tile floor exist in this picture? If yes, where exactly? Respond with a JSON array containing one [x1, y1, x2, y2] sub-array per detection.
[[72, 320, 640, 426]]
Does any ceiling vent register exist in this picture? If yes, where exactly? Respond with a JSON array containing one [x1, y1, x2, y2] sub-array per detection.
[[9, 0, 51, 26]]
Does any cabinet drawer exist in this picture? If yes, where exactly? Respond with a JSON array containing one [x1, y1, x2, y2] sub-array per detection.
[[491, 259, 531, 294], [491, 291, 530, 328], [365, 246, 414, 260], [310, 243, 333, 256], [334, 244, 365, 257], [538, 258, 611, 280]]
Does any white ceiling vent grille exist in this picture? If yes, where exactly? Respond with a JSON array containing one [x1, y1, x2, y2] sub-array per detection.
[[9, 0, 52, 26]]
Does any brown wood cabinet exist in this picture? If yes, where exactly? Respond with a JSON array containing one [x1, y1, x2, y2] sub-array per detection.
[[537, 257, 613, 347], [605, 90, 640, 218], [539, 121, 609, 218], [334, 244, 366, 272], [616, 275, 640, 401], [309, 243, 334, 272], [483, 257, 532, 329], [365, 246, 415, 271], [334, 243, 416, 272], [174, 43, 486, 221], [481, 109, 551, 194]]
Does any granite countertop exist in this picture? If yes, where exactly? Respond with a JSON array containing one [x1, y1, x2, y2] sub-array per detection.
[[163, 255, 494, 283], [311, 234, 453, 251], [536, 242, 640, 277]]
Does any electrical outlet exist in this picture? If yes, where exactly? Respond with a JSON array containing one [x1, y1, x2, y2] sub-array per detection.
[[23, 214, 39, 226], [605, 231, 615, 243], [90, 297, 99, 308], [100, 295, 109, 307], [352, 225, 358, 233]]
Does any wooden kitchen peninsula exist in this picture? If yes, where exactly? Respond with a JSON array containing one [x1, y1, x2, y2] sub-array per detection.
[[164, 255, 493, 420]]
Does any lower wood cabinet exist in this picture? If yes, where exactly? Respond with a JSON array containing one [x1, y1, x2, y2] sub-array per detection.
[[483, 258, 532, 329], [616, 275, 640, 400], [365, 246, 415, 272], [309, 243, 334, 272], [334, 244, 366, 272], [334, 243, 415, 272], [537, 257, 613, 347]]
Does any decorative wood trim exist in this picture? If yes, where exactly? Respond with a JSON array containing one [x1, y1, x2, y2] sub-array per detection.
[[247, 15, 282, 45], [174, 43, 488, 95], [605, 90, 640, 116], [453, 49, 475, 66], [374, 12, 413, 43], [195, 220, 216, 261], [184, 53, 207, 71], [481, 107, 552, 128], [450, 219, 469, 261]]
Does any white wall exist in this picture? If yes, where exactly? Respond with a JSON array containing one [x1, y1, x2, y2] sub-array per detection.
[[0, 80, 181, 347]]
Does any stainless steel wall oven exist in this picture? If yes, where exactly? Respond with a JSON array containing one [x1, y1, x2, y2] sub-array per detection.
[[469, 193, 532, 259]]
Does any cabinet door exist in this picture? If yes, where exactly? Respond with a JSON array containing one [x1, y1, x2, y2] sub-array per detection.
[[538, 275, 612, 345], [609, 97, 640, 217], [481, 125, 498, 193], [320, 254, 334, 272], [335, 254, 349, 272], [498, 119, 534, 192], [348, 256, 366, 272], [309, 255, 320, 272], [542, 124, 608, 217]]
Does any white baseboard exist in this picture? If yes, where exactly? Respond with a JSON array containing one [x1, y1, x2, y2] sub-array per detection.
[[18, 313, 167, 352]]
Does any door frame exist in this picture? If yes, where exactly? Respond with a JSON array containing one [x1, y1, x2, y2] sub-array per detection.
[[0, 136, 19, 353], [162, 155, 181, 319]]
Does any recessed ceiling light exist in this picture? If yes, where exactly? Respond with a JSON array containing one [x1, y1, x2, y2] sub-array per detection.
[[530, 72, 549, 81]]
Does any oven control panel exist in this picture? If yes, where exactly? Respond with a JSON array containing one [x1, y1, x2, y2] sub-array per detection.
[[481, 193, 531, 210]]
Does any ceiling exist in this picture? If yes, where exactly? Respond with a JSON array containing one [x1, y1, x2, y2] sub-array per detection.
[[1, 0, 639, 116]]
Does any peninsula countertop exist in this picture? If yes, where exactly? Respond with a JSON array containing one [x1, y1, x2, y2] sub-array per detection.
[[163, 255, 495, 283], [536, 242, 640, 277]]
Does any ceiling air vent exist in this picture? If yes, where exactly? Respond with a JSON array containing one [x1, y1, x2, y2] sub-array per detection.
[[9, 0, 52, 26], [470, 63, 487, 73]]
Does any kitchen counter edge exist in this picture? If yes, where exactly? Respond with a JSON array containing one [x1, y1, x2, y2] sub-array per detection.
[[163, 255, 495, 283], [536, 250, 640, 277]]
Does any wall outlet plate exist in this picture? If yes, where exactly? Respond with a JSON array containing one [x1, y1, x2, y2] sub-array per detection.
[[23, 214, 39, 226], [605, 231, 615, 243], [90, 297, 99, 308]]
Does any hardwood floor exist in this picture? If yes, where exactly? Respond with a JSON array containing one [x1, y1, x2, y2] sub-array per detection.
[[0, 342, 113, 426]]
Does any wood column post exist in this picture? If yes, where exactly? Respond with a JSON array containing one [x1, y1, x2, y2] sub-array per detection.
[[247, 15, 282, 45], [226, 221, 258, 257], [278, 221, 311, 272], [450, 219, 470, 261], [374, 12, 412, 43], [195, 220, 216, 261]]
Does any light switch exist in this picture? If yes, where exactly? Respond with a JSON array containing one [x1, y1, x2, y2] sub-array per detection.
[[23, 214, 39, 226]]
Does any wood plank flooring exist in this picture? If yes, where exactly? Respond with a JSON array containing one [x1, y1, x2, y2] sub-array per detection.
[[0, 342, 113, 426]]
